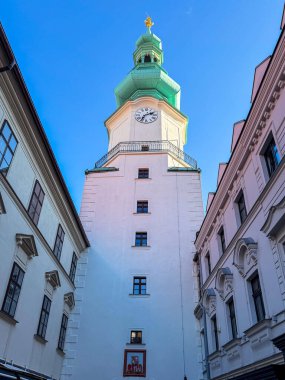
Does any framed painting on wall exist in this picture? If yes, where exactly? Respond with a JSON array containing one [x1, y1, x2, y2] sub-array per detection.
[[123, 349, 146, 377]]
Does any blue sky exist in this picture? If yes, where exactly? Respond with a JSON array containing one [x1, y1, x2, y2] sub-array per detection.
[[1, 1, 284, 211]]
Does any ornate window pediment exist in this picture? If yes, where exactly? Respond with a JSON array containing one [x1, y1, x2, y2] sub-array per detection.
[[202, 288, 216, 317], [233, 238, 258, 277], [64, 292, 75, 309], [45, 270, 61, 288], [16, 233, 38, 258], [0, 192, 6, 214], [215, 267, 233, 300], [261, 195, 285, 239]]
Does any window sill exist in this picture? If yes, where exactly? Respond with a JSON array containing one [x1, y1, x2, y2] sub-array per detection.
[[129, 294, 150, 298], [56, 348, 65, 356], [135, 178, 152, 181], [131, 246, 151, 250], [133, 212, 151, 215], [0, 310, 18, 325], [34, 334, 48, 344], [126, 343, 146, 346]]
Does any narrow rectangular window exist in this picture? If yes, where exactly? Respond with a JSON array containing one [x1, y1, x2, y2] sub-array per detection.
[[53, 224, 65, 260], [251, 274, 265, 322], [69, 252, 78, 283], [37, 295, 51, 339], [58, 314, 68, 351], [28, 180, 45, 225], [263, 137, 280, 178], [130, 330, 142, 344], [137, 201, 148, 214], [219, 227, 226, 254], [2, 263, 25, 317], [133, 277, 146, 295], [135, 232, 147, 247], [141, 145, 149, 151], [0, 120, 18, 175], [237, 192, 247, 224], [138, 168, 149, 179], [227, 298, 238, 339], [211, 315, 219, 351], [205, 252, 211, 276]]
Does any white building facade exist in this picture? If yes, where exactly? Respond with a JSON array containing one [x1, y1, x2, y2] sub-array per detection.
[[0, 25, 89, 380], [63, 22, 204, 380], [194, 7, 285, 380]]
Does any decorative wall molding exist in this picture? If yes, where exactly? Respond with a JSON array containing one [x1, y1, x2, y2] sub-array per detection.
[[16, 233, 38, 258], [64, 292, 75, 310], [215, 268, 233, 300], [202, 288, 216, 317], [261, 195, 285, 238], [45, 270, 61, 288], [233, 238, 258, 278]]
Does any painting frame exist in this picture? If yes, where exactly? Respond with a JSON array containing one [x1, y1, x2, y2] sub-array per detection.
[[123, 349, 146, 377]]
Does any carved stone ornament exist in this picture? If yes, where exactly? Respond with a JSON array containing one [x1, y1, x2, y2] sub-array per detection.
[[64, 292, 75, 309], [261, 195, 285, 239], [16, 233, 38, 258], [45, 270, 61, 288], [202, 288, 216, 317], [233, 238, 258, 277], [215, 268, 233, 300]]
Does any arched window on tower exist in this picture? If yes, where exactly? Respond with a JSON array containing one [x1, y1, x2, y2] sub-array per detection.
[[154, 56, 158, 62], [144, 54, 151, 63]]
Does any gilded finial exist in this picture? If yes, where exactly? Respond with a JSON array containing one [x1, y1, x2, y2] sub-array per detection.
[[144, 16, 154, 30]]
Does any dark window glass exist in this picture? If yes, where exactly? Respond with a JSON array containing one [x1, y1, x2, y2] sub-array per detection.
[[264, 137, 280, 178], [211, 315, 219, 351], [219, 227, 226, 253], [144, 54, 151, 63], [237, 192, 247, 224], [0, 120, 18, 175], [58, 314, 68, 351], [28, 181, 45, 225], [205, 252, 211, 275], [130, 330, 142, 344], [141, 145, 149, 151], [228, 298, 238, 339], [138, 168, 149, 179], [2, 263, 24, 317], [37, 295, 51, 339], [133, 277, 146, 295], [69, 252, 78, 283], [53, 224, 65, 260], [251, 274, 265, 322], [135, 232, 147, 247], [137, 201, 148, 214]]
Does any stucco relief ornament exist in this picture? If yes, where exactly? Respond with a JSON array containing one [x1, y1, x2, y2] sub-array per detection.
[[215, 268, 233, 300]]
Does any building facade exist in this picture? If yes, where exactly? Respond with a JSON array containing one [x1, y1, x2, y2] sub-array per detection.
[[62, 20, 204, 380], [194, 7, 285, 380], [0, 25, 89, 380]]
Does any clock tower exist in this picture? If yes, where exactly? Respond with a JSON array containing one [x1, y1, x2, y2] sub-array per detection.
[[63, 18, 204, 380]]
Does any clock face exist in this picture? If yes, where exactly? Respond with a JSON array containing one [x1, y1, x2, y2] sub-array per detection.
[[135, 107, 158, 124]]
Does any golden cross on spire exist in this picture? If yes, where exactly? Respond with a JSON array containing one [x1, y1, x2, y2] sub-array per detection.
[[144, 16, 154, 30]]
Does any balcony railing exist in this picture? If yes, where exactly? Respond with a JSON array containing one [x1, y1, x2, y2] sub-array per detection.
[[94, 140, 197, 169]]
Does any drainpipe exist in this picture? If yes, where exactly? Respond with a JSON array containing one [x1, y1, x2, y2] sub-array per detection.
[[200, 301, 211, 380]]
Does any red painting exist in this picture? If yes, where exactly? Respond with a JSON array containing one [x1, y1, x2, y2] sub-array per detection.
[[123, 349, 146, 377]]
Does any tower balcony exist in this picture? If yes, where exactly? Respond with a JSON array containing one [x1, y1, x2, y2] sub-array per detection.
[[93, 140, 197, 170]]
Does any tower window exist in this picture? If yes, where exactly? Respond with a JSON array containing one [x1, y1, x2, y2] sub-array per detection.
[[154, 57, 158, 62], [130, 330, 142, 344], [138, 168, 149, 179], [144, 54, 151, 63], [137, 201, 148, 214], [133, 277, 146, 295], [135, 232, 147, 247], [0, 120, 18, 175]]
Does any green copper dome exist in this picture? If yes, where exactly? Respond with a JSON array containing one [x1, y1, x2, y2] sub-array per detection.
[[114, 28, 181, 110]]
